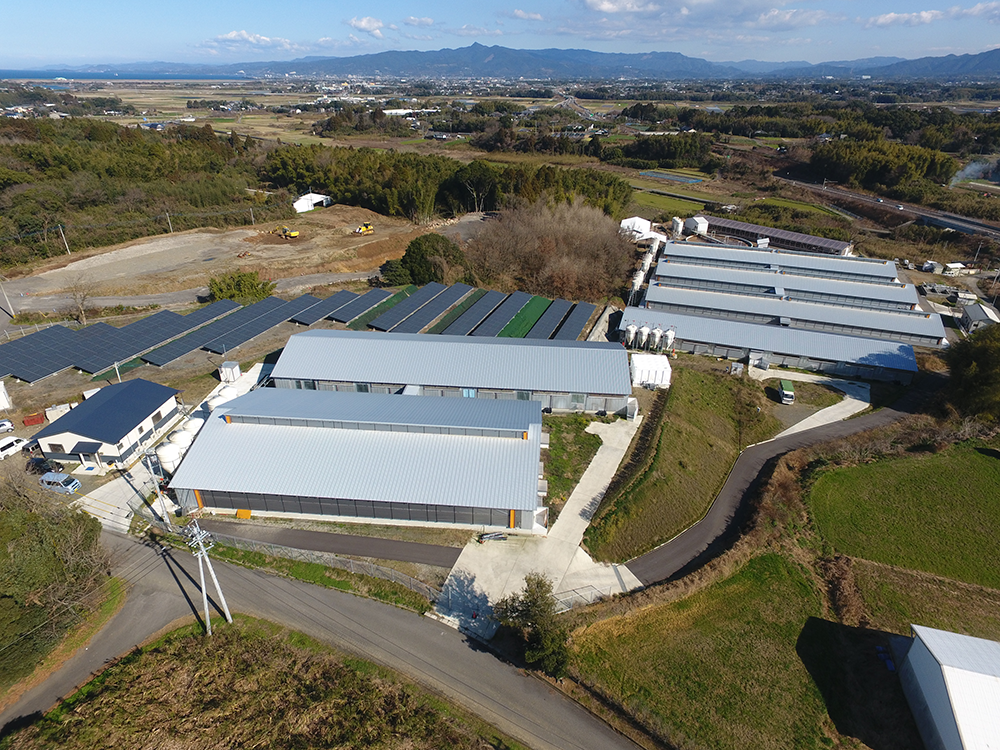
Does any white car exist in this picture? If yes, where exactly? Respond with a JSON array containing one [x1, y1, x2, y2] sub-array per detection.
[[0, 419, 13, 433], [0, 436, 28, 460]]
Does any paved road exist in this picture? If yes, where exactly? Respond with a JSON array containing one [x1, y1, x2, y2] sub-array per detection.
[[198, 518, 463, 568], [0, 533, 638, 750], [626, 380, 941, 585]]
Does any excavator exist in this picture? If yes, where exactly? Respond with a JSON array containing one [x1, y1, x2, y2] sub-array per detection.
[[270, 225, 299, 240], [354, 222, 375, 236]]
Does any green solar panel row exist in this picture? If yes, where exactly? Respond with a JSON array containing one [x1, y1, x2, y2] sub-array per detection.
[[470, 291, 532, 337], [553, 302, 597, 341], [525, 299, 573, 339], [391, 283, 474, 334], [329, 288, 393, 323], [442, 290, 507, 336], [290, 290, 358, 326]]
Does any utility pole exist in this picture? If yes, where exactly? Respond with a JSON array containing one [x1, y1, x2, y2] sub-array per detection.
[[165, 211, 173, 233], [182, 521, 232, 635], [143, 450, 171, 526], [0, 276, 13, 320], [58, 225, 71, 255]]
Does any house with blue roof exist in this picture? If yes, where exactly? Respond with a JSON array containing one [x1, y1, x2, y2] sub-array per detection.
[[35, 379, 181, 470]]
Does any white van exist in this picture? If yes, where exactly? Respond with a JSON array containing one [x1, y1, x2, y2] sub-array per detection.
[[0, 436, 28, 460]]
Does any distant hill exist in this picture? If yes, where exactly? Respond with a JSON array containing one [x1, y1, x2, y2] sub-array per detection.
[[866, 48, 1000, 77]]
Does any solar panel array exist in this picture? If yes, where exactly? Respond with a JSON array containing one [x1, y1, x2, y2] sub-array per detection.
[[525, 299, 573, 339], [0, 300, 241, 383], [553, 302, 597, 341], [443, 290, 507, 336], [330, 289, 393, 324], [290, 290, 358, 326], [369, 282, 448, 332], [470, 291, 532, 337], [391, 283, 473, 334], [204, 295, 321, 354]]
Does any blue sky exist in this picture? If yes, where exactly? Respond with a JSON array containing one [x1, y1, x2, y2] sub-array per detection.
[[4, 0, 1000, 67]]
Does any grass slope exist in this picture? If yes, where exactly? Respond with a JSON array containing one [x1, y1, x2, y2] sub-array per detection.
[[542, 413, 605, 518], [573, 554, 828, 750], [808, 441, 1000, 589], [499, 296, 551, 338], [2, 617, 523, 750]]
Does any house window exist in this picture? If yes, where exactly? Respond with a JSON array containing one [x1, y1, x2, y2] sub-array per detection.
[[152, 410, 162, 423], [516, 391, 530, 401], [462, 388, 476, 398], [570, 393, 586, 407], [355, 383, 370, 393], [48, 443, 64, 453]]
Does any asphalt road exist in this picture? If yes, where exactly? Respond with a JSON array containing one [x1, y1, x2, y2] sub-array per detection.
[[626, 380, 940, 585], [0, 533, 639, 750], [198, 518, 463, 568]]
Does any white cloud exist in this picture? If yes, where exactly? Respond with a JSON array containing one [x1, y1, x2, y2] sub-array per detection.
[[404, 16, 434, 26], [956, 1, 1000, 22], [449, 24, 504, 36], [751, 8, 836, 29], [513, 9, 544, 20], [404, 34, 435, 41], [866, 10, 945, 27], [206, 29, 302, 52], [348, 16, 385, 38], [584, 0, 660, 11]]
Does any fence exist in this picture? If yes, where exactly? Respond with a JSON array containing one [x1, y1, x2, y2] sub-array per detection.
[[553, 584, 620, 613], [129, 500, 440, 603]]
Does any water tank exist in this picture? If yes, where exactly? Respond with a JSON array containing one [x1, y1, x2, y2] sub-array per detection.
[[651, 327, 663, 350], [624, 324, 638, 346], [638, 325, 650, 347], [155, 442, 182, 474], [632, 270, 644, 291], [650, 238, 662, 257], [206, 395, 227, 412], [663, 329, 676, 350], [169, 430, 193, 447], [182, 417, 204, 434], [218, 386, 238, 402], [641, 251, 654, 272], [671, 217, 683, 238]]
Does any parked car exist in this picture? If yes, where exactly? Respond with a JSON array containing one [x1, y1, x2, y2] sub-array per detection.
[[0, 419, 13, 432], [0, 436, 28, 460], [38, 472, 81, 495], [25, 457, 65, 475], [20, 439, 40, 457]]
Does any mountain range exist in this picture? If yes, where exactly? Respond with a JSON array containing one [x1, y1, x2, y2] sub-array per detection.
[[18, 44, 1000, 81]]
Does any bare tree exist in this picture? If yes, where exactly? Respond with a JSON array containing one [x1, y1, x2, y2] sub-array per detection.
[[67, 275, 99, 326]]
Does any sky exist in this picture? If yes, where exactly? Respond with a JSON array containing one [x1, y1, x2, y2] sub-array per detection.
[[4, 0, 1000, 68]]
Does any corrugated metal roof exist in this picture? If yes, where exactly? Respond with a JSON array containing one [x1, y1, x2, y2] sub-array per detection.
[[620, 307, 918, 372], [34, 379, 179, 444], [170, 404, 541, 511], [662, 240, 899, 282], [654, 261, 918, 307], [270, 330, 632, 396], [913, 625, 1000, 678], [225, 389, 541, 431], [702, 215, 852, 253], [644, 285, 944, 341]]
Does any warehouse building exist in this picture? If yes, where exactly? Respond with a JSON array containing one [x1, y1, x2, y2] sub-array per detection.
[[898, 624, 1000, 750], [620, 307, 918, 382], [687, 215, 854, 255], [270, 330, 632, 414], [170, 389, 548, 531]]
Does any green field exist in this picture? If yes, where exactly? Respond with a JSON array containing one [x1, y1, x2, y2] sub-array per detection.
[[348, 285, 416, 330], [758, 197, 842, 218], [626, 179, 718, 201], [808, 441, 1000, 589], [499, 296, 551, 338], [426, 288, 485, 334], [586, 367, 780, 562], [573, 554, 829, 750], [631, 191, 705, 217], [542, 413, 605, 514]]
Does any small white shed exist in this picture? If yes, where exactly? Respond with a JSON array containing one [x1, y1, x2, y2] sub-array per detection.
[[293, 192, 332, 213], [630, 353, 672, 389]]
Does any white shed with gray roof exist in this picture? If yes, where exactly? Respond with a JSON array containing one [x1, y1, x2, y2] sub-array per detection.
[[170, 389, 547, 530]]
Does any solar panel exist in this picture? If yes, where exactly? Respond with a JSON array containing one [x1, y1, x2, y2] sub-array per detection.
[[525, 298, 573, 339], [329, 289, 393, 323], [442, 290, 507, 336], [203, 295, 320, 354], [553, 302, 597, 341], [368, 283, 448, 332], [470, 291, 532, 337], [0, 324, 84, 383], [290, 290, 358, 326], [391, 283, 474, 334], [143, 297, 286, 366]]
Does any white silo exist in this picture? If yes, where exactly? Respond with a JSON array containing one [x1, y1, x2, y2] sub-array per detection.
[[624, 324, 638, 346], [638, 325, 650, 348], [155, 442, 182, 475], [169, 430, 194, 448], [182, 416, 205, 434], [651, 327, 663, 350], [218, 385, 238, 402], [206, 395, 227, 411], [663, 329, 676, 350]]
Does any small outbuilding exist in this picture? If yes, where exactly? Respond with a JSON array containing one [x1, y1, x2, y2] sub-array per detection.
[[34, 379, 181, 469], [293, 192, 332, 213], [961, 303, 1000, 333], [630, 353, 672, 389]]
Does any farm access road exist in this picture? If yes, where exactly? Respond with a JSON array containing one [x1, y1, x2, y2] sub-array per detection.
[[0, 533, 640, 750]]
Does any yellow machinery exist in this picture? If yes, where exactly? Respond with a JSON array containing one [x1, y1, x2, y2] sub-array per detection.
[[271, 225, 299, 239], [355, 222, 375, 236]]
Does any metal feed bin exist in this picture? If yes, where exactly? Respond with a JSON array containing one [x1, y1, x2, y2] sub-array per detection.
[[219, 361, 241, 384]]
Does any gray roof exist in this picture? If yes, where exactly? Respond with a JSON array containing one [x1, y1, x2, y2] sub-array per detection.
[[644, 284, 945, 341], [702, 215, 853, 254], [661, 240, 899, 282], [912, 625, 1000, 678], [170, 399, 542, 511], [270, 330, 632, 396], [621, 307, 918, 372], [224, 388, 541, 432], [654, 261, 918, 308], [963, 303, 999, 323]]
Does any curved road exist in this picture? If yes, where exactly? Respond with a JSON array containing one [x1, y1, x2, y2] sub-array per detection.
[[0, 533, 638, 750], [626, 379, 940, 585]]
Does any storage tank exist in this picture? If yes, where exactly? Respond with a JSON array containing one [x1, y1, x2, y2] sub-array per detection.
[[206, 395, 227, 411], [651, 327, 663, 350], [663, 329, 676, 350], [155, 442, 182, 475], [624, 324, 638, 346], [182, 417, 204, 434], [671, 217, 683, 238], [641, 251, 654, 273], [638, 325, 650, 348], [168, 430, 193, 448], [218, 386, 238, 402], [631, 270, 645, 291]]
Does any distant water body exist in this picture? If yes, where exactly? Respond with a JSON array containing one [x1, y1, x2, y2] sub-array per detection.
[[0, 71, 247, 81]]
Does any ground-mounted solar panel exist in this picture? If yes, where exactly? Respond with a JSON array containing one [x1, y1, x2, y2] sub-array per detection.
[[525, 298, 573, 339], [329, 288, 393, 324], [470, 291, 532, 337], [203, 295, 320, 354], [391, 283, 474, 334], [553, 302, 597, 341], [442, 290, 507, 336], [180, 299, 242, 327], [143, 297, 286, 366], [290, 290, 358, 326], [0, 324, 83, 383], [369, 283, 448, 332]]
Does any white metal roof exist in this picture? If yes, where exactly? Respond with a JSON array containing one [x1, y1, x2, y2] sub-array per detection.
[[620, 306, 918, 372], [912, 625, 1000, 749], [171, 400, 542, 511], [270, 330, 632, 396], [701, 215, 853, 254]]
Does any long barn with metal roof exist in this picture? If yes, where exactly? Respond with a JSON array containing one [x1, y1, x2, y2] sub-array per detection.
[[697, 215, 854, 255], [170, 389, 547, 531], [270, 330, 632, 414]]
